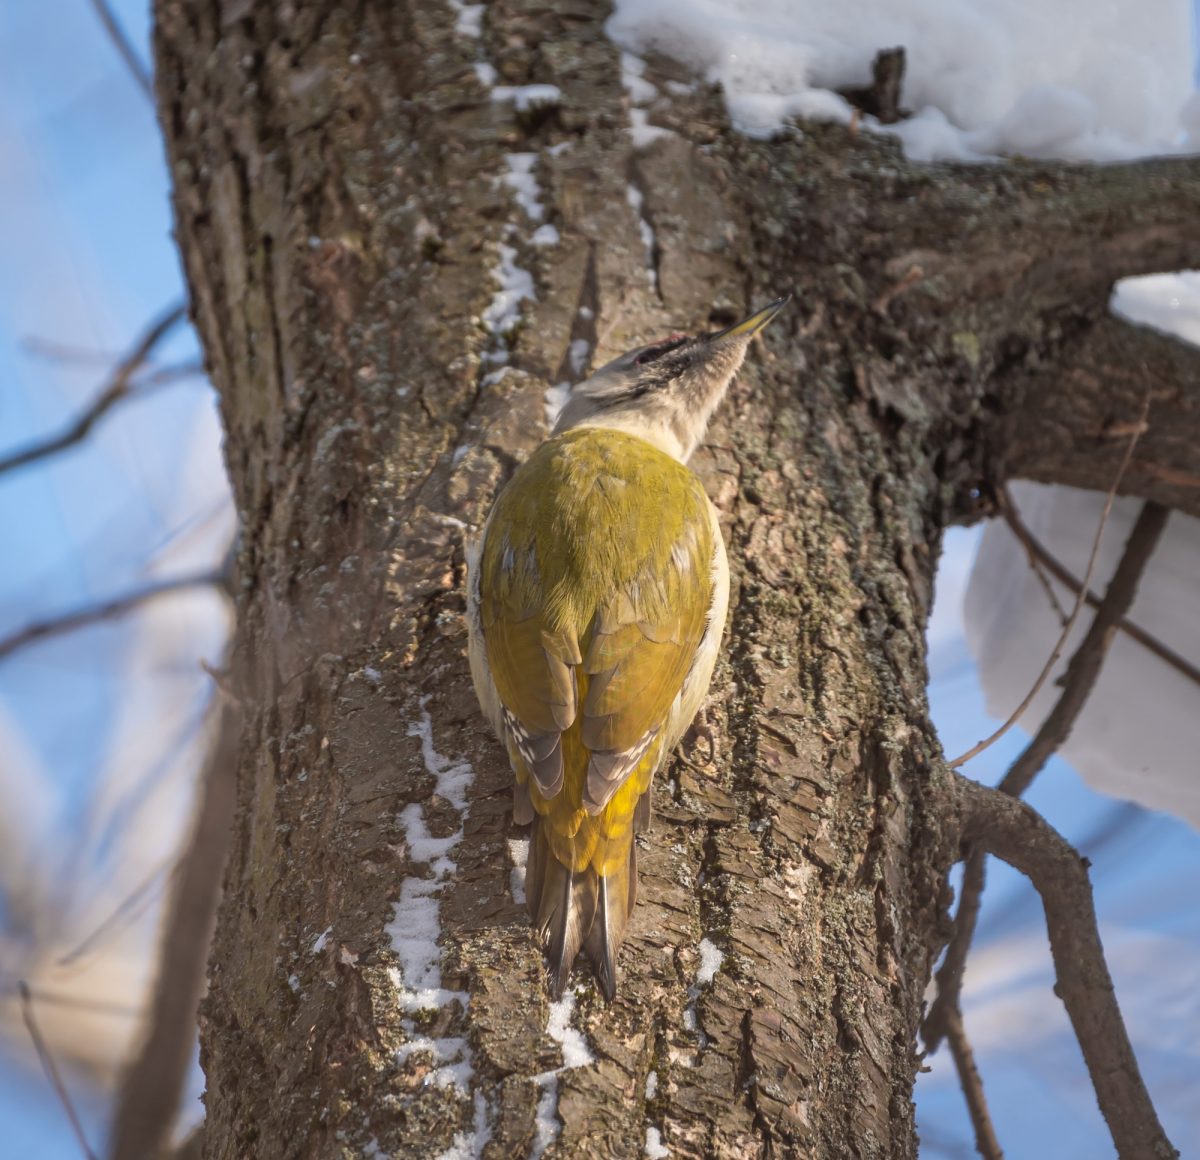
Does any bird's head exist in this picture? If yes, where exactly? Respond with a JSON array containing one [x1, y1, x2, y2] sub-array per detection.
[[552, 296, 790, 462]]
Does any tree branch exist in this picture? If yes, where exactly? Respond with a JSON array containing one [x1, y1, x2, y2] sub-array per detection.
[[998, 487, 1200, 689], [56, 857, 175, 969], [108, 697, 240, 1160], [0, 302, 186, 477], [949, 397, 1152, 768], [927, 500, 1169, 1051], [0, 571, 224, 663], [4, 985, 141, 1019], [998, 500, 1169, 797], [943, 1007, 1004, 1160], [950, 776, 1178, 1159], [87, 0, 154, 102], [1001, 314, 1200, 521], [19, 981, 98, 1160]]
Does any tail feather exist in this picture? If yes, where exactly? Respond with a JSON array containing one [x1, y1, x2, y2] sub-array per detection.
[[526, 820, 637, 1000], [513, 780, 535, 825], [581, 841, 637, 1002]]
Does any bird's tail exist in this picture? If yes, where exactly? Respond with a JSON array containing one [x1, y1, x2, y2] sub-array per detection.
[[526, 819, 638, 1001]]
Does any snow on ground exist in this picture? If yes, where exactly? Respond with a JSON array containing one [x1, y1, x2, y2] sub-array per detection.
[[607, 0, 1197, 161]]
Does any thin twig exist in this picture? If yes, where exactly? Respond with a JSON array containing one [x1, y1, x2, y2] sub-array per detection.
[[87, 0, 154, 101], [108, 699, 240, 1160], [872, 264, 923, 314], [952, 776, 1179, 1159], [925, 849, 986, 1050], [926, 500, 1169, 1051], [996, 501, 1169, 799], [1008, 511, 1069, 623], [18, 981, 99, 1160], [3, 983, 141, 1019], [0, 570, 224, 663], [22, 339, 126, 366], [56, 856, 176, 968], [949, 391, 1151, 768], [0, 302, 186, 477], [944, 1008, 1004, 1160], [999, 488, 1200, 689]]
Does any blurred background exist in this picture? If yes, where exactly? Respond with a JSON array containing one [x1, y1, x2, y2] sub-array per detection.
[[0, 3, 1196, 1158]]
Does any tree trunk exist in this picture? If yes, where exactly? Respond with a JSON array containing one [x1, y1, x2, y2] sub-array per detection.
[[153, 2, 1200, 1157]]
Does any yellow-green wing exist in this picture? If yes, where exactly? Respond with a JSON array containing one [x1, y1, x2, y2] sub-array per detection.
[[479, 428, 715, 817], [580, 512, 712, 810]]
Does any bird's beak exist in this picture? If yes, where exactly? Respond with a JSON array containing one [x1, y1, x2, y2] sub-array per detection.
[[708, 295, 791, 343]]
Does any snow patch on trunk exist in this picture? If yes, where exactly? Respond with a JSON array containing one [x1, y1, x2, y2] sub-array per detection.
[[531, 992, 596, 1157]]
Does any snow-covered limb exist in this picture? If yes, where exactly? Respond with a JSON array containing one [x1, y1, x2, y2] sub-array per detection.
[[996, 489, 1200, 692], [606, 0, 1197, 161]]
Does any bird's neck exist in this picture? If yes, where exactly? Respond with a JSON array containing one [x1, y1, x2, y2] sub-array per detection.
[[565, 414, 686, 463], [563, 396, 726, 464]]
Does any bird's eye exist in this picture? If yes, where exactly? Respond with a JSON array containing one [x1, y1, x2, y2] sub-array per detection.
[[633, 334, 688, 366]]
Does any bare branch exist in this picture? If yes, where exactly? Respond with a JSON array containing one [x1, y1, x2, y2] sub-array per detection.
[[56, 856, 175, 969], [949, 391, 1151, 768], [926, 500, 1169, 1049], [996, 501, 1169, 798], [88, 0, 154, 102], [0, 571, 224, 663], [943, 1007, 1004, 1160], [18, 981, 98, 1160], [999, 488, 1200, 690], [1005, 502, 1069, 623], [925, 849, 986, 1050], [3, 984, 141, 1019], [951, 776, 1178, 1160], [108, 698, 240, 1160], [0, 302, 186, 477]]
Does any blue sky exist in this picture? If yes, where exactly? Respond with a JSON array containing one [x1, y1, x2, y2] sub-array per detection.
[[0, 4, 1196, 1158]]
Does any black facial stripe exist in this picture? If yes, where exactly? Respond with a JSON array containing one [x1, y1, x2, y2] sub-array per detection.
[[633, 335, 689, 366]]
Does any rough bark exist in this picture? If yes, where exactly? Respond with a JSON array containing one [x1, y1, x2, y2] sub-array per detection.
[[152, 2, 1200, 1157]]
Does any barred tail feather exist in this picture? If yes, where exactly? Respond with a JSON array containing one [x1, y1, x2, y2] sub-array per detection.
[[526, 820, 637, 1000]]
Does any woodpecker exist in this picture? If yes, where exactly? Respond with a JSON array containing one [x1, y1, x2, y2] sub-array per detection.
[[466, 297, 789, 999]]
